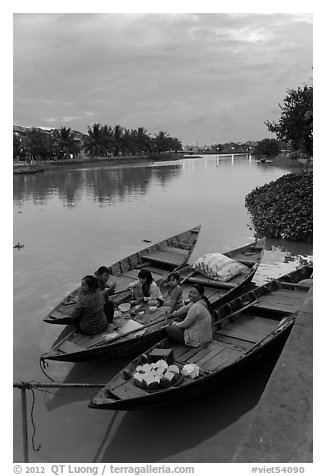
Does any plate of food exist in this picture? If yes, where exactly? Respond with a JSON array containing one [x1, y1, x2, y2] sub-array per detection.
[[118, 303, 131, 313]]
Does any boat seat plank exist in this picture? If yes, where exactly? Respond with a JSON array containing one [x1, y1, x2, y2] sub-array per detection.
[[190, 342, 226, 364], [109, 374, 129, 391], [163, 246, 189, 257], [254, 289, 307, 313], [202, 347, 243, 372], [194, 347, 225, 366], [234, 316, 279, 334], [176, 346, 205, 362], [214, 334, 254, 351], [230, 252, 261, 266], [112, 381, 148, 399], [187, 275, 237, 289], [175, 341, 225, 366], [173, 345, 195, 359], [140, 250, 186, 267], [122, 269, 163, 282], [216, 325, 259, 343]]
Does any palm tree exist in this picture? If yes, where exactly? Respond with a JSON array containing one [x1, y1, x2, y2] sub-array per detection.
[[83, 123, 109, 157], [53, 127, 81, 159], [154, 131, 170, 153], [136, 127, 151, 155], [113, 125, 124, 156]]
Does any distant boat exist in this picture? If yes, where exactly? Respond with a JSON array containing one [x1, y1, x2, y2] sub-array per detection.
[[255, 159, 274, 164], [13, 166, 45, 174], [182, 154, 203, 159]]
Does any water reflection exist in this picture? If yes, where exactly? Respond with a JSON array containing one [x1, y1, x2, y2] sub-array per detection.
[[13, 163, 182, 207], [13, 156, 313, 463]]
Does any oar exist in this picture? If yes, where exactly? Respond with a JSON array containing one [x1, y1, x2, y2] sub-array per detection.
[[110, 288, 131, 297], [180, 269, 196, 284], [86, 313, 174, 349], [212, 300, 259, 327]]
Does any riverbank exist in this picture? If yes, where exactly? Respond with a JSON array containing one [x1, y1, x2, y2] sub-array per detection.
[[13, 153, 182, 173]]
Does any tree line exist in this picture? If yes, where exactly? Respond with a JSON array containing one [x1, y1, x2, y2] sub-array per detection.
[[13, 124, 183, 162], [14, 83, 312, 162]]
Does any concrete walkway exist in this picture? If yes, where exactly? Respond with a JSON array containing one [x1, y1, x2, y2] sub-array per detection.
[[232, 285, 313, 463]]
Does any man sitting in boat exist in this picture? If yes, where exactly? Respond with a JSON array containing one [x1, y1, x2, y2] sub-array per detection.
[[128, 269, 164, 306], [160, 272, 183, 313], [47, 275, 109, 335], [94, 266, 116, 324], [166, 284, 212, 347]]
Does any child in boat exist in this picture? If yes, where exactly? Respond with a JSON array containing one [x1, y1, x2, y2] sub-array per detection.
[[166, 284, 212, 347], [128, 269, 164, 306], [94, 266, 116, 324], [160, 272, 183, 313]]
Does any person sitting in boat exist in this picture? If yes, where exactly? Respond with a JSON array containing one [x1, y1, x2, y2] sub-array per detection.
[[94, 266, 116, 324], [48, 275, 109, 335], [160, 272, 183, 313], [95, 266, 116, 295], [128, 269, 164, 306], [166, 284, 212, 347]]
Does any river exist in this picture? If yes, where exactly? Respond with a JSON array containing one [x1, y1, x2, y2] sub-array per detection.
[[13, 154, 313, 463]]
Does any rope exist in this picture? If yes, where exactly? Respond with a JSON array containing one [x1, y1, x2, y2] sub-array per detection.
[[39, 356, 55, 382], [29, 384, 42, 452], [20, 382, 41, 453]]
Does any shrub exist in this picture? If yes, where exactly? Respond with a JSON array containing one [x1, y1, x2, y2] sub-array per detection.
[[245, 172, 312, 243]]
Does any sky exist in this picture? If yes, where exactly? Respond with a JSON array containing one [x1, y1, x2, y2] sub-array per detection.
[[12, 10, 313, 146]]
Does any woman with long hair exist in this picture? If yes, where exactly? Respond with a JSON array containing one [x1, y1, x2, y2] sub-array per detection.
[[166, 283, 212, 347], [128, 269, 163, 306]]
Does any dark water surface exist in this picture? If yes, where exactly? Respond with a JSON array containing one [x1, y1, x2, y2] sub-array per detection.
[[13, 155, 312, 463]]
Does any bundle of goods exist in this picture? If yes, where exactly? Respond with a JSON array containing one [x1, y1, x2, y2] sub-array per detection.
[[133, 360, 180, 390], [193, 252, 248, 282]]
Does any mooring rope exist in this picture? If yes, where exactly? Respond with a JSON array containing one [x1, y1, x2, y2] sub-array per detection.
[[39, 355, 55, 382], [20, 382, 41, 452]]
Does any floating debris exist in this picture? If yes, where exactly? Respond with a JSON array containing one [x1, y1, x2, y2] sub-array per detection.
[[142, 239, 152, 243], [14, 243, 24, 250]]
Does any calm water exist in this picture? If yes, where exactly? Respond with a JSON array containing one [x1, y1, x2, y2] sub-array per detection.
[[13, 155, 312, 463]]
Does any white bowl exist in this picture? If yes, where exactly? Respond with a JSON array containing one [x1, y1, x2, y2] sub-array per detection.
[[118, 303, 131, 313]]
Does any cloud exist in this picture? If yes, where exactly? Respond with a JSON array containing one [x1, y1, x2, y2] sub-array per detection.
[[13, 13, 312, 144]]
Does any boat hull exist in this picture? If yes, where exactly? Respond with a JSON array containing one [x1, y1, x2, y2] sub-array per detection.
[[89, 323, 293, 410], [88, 265, 312, 410]]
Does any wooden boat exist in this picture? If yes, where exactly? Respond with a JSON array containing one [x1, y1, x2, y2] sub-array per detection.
[[13, 166, 45, 174], [89, 265, 312, 410], [42, 237, 265, 363]]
